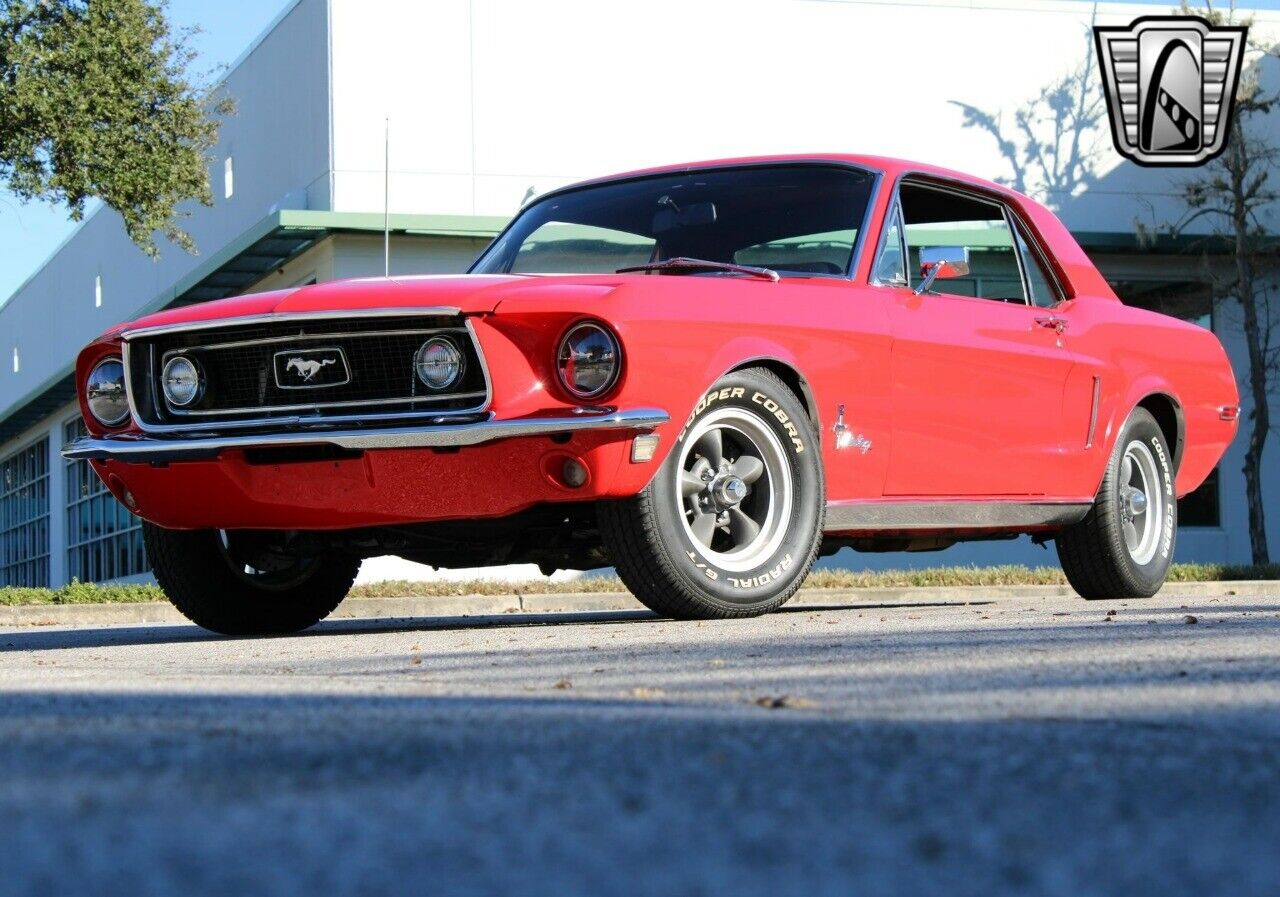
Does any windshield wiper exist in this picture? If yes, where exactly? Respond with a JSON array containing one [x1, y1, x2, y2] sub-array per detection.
[[617, 257, 780, 283]]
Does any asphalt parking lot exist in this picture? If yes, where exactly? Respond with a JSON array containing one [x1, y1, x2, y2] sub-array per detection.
[[2, 589, 1279, 896]]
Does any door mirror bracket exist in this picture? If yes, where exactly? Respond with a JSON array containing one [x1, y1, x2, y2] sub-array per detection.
[[914, 246, 971, 295]]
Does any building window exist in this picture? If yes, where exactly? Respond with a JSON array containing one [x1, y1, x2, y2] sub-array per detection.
[[64, 417, 146, 582], [1180, 466, 1221, 528], [11, 346, 18, 373], [0, 437, 50, 587], [224, 157, 234, 199], [95, 273, 103, 308]]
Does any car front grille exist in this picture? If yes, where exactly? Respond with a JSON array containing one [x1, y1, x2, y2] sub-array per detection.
[[124, 312, 489, 432]]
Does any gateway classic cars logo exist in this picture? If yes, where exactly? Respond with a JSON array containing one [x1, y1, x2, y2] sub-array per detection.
[[1095, 15, 1247, 166]]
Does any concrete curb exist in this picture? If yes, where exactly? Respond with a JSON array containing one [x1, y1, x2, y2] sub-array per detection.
[[1, 580, 1277, 628]]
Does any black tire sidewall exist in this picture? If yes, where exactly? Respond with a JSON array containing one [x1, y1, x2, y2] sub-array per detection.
[[647, 371, 822, 609], [1106, 411, 1177, 592], [144, 523, 357, 635]]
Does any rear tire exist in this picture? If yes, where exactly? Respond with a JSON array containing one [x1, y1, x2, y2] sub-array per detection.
[[143, 523, 360, 635], [1056, 407, 1176, 600], [599, 368, 823, 619]]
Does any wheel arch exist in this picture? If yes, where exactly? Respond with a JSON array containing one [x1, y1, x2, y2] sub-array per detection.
[[722, 356, 821, 432], [1135, 391, 1186, 473]]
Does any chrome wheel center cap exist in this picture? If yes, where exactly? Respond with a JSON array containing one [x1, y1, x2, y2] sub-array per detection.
[[712, 475, 749, 508], [1126, 489, 1148, 517]]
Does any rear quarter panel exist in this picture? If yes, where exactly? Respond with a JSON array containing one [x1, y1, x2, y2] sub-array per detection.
[[1065, 297, 1238, 498]]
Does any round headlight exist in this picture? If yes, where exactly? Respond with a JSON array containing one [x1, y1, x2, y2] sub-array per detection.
[[415, 338, 463, 390], [86, 357, 129, 427], [557, 322, 620, 399], [162, 356, 202, 407]]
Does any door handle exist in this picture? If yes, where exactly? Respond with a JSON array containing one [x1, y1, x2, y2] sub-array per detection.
[[1035, 315, 1068, 335]]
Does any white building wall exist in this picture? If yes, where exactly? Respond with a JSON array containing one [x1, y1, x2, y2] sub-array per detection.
[[328, 0, 1280, 233]]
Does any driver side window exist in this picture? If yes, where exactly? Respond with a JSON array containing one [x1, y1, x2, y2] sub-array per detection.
[[898, 183, 1025, 302]]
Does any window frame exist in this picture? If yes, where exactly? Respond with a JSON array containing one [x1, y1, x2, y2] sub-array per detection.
[[469, 161, 884, 281], [867, 174, 1067, 308]]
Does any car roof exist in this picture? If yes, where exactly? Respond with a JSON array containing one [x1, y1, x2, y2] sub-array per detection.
[[537, 154, 1119, 303], [554, 153, 1012, 199]]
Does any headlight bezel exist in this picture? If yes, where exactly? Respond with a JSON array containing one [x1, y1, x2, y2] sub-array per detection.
[[556, 320, 622, 401], [161, 355, 203, 408], [85, 356, 131, 427], [414, 337, 465, 391]]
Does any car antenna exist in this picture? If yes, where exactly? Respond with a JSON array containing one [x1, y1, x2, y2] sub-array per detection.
[[383, 117, 391, 278]]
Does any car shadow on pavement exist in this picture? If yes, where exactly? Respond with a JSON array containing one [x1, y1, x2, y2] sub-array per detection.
[[0, 601, 993, 651]]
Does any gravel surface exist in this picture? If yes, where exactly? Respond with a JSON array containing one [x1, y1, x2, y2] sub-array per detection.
[[1, 589, 1278, 896]]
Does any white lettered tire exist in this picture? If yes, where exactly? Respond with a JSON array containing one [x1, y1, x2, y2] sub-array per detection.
[[1056, 407, 1177, 599], [599, 367, 824, 619]]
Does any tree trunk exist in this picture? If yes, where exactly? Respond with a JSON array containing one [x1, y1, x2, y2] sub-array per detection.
[[1229, 131, 1272, 564]]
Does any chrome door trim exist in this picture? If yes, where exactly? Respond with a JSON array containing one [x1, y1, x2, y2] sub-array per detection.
[[823, 500, 1092, 532]]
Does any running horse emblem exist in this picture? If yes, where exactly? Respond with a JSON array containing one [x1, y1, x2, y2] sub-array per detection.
[[285, 357, 336, 382]]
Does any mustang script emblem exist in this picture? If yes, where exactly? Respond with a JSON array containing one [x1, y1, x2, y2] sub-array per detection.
[[272, 347, 351, 389], [1095, 15, 1247, 167]]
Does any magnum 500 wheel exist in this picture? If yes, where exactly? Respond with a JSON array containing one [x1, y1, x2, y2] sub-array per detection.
[[1056, 407, 1177, 600], [143, 523, 360, 635], [599, 368, 824, 619]]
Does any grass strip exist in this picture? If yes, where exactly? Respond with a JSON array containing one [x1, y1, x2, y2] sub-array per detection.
[[2, 562, 1277, 606]]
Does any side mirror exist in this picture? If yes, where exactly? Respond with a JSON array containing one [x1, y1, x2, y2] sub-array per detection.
[[915, 246, 971, 295]]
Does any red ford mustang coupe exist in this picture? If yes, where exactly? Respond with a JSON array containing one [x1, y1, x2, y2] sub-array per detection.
[[67, 155, 1239, 634]]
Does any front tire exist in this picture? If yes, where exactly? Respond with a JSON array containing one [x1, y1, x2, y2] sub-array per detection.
[[599, 368, 824, 619], [1056, 407, 1177, 599], [143, 523, 360, 635]]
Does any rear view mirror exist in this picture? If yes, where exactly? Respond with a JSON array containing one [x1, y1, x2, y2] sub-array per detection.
[[653, 199, 717, 233], [915, 246, 971, 295]]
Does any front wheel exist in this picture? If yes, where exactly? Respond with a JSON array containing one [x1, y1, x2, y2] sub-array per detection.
[[599, 367, 824, 619], [1056, 407, 1177, 599], [143, 523, 360, 635]]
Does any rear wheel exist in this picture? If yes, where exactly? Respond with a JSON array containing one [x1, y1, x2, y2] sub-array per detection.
[[1056, 407, 1176, 599], [143, 523, 360, 635], [599, 367, 823, 619]]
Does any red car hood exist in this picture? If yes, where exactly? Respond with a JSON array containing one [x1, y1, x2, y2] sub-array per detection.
[[114, 274, 629, 334]]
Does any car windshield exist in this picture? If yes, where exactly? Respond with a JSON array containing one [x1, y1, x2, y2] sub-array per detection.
[[470, 165, 875, 278]]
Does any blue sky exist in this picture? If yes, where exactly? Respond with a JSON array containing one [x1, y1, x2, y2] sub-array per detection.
[[4, 0, 1280, 302]]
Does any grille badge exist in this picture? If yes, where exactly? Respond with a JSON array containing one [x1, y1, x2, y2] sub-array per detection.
[[272, 347, 351, 389]]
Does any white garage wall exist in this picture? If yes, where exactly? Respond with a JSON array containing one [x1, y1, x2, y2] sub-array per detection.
[[328, 0, 1280, 232]]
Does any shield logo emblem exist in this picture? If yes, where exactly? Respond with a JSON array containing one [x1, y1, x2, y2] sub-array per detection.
[[1095, 16, 1247, 166]]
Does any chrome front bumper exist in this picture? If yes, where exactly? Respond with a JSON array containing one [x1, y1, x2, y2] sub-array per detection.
[[63, 407, 669, 463]]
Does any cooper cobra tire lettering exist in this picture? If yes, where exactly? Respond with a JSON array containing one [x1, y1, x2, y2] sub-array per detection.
[[678, 386, 746, 442], [1056, 407, 1177, 600], [599, 367, 824, 620], [751, 391, 805, 454], [1152, 435, 1175, 559]]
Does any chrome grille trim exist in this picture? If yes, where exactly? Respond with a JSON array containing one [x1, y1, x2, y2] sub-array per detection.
[[120, 306, 465, 340], [123, 312, 492, 434]]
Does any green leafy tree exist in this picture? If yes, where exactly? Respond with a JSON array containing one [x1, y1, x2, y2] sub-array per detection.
[[0, 0, 234, 256]]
